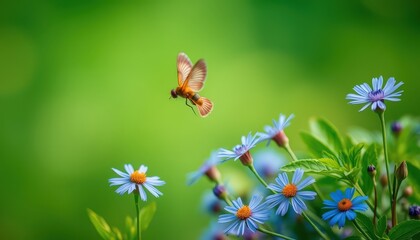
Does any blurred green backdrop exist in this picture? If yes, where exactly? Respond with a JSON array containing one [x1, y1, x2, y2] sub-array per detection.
[[1, 0, 419, 239]]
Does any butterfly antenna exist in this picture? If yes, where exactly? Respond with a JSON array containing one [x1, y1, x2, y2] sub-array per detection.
[[185, 98, 197, 116]]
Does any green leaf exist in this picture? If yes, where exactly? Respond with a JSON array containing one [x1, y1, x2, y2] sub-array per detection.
[[280, 159, 344, 179], [309, 118, 344, 153], [354, 213, 377, 240], [140, 201, 157, 231], [300, 132, 336, 158], [348, 143, 364, 167], [389, 220, 420, 240], [125, 216, 136, 240], [87, 208, 116, 240], [360, 144, 379, 196], [318, 157, 341, 169], [345, 236, 364, 240], [376, 216, 387, 238]]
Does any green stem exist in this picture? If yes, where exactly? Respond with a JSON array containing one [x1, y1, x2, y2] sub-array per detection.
[[392, 181, 402, 227], [257, 227, 296, 240], [354, 182, 377, 217], [378, 111, 393, 209], [302, 212, 330, 240], [284, 143, 298, 162], [248, 165, 272, 191], [373, 178, 378, 227], [353, 219, 372, 240], [134, 193, 141, 240]]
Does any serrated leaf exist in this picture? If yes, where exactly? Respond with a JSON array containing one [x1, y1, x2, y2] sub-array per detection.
[[140, 201, 157, 231], [280, 159, 344, 179], [376, 216, 387, 238], [388, 220, 420, 240], [87, 208, 116, 240], [309, 118, 344, 153], [349, 143, 364, 167], [354, 213, 377, 240], [300, 132, 336, 158], [318, 158, 341, 169]]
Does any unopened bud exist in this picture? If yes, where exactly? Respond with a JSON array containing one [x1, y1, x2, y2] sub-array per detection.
[[391, 121, 403, 137], [380, 174, 388, 187], [403, 186, 413, 198], [213, 184, 227, 199], [396, 161, 408, 182], [409, 205, 420, 220], [367, 165, 376, 177]]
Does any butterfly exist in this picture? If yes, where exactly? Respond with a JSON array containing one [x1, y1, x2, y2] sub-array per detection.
[[170, 52, 213, 117]]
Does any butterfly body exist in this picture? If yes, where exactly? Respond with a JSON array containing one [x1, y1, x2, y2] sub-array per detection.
[[171, 52, 213, 117]]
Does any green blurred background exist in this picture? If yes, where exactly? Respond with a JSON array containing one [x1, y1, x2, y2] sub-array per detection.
[[1, 0, 419, 239]]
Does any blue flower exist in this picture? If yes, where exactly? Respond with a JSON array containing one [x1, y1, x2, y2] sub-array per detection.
[[109, 164, 165, 201], [322, 188, 368, 228], [218, 195, 269, 236], [218, 132, 260, 166], [258, 113, 294, 146], [187, 151, 221, 185], [266, 168, 316, 216], [346, 76, 403, 112]]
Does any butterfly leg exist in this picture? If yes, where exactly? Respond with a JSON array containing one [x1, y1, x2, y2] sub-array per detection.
[[185, 98, 197, 116]]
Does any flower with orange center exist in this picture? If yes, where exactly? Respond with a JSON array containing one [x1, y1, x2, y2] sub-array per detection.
[[266, 168, 316, 216], [109, 164, 165, 201], [218, 195, 269, 236], [322, 188, 368, 228]]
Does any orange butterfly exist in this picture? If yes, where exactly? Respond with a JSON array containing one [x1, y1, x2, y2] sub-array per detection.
[[170, 52, 213, 117]]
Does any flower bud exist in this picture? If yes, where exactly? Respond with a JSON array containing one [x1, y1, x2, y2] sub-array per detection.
[[403, 186, 413, 198], [367, 164, 376, 177], [391, 121, 403, 137], [213, 184, 227, 199], [396, 161, 408, 182], [409, 205, 420, 220], [380, 174, 388, 187]]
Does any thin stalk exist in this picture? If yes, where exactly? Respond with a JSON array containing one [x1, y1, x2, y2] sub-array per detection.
[[354, 182, 377, 217], [378, 112, 393, 209], [392, 181, 402, 227], [302, 212, 330, 240], [248, 164, 270, 190], [284, 143, 298, 162], [353, 220, 372, 240], [373, 177, 378, 226], [134, 193, 141, 240], [257, 227, 296, 240]]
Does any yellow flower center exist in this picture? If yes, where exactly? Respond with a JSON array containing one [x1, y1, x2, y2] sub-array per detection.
[[282, 183, 297, 198], [338, 198, 353, 211], [236, 205, 252, 220], [130, 171, 146, 184]]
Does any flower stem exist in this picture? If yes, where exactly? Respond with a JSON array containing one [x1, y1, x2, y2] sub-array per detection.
[[372, 177, 378, 226], [353, 219, 371, 240], [392, 180, 402, 227], [284, 143, 298, 162], [257, 227, 296, 240], [248, 164, 271, 191], [354, 182, 377, 217], [302, 212, 330, 240], [378, 111, 393, 210], [134, 193, 141, 240]]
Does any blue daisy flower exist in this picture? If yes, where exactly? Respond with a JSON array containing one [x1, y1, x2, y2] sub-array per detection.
[[265, 168, 316, 216], [346, 76, 403, 112], [109, 164, 165, 201], [322, 188, 368, 228], [187, 151, 221, 185], [258, 113, 294, 147], [218, 195, 269, 236], [218, 132, 260, 166]]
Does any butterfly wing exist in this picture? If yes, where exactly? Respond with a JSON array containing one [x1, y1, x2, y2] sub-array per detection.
[[182, 59, 207, 92], [177, 52, 193, 87]]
